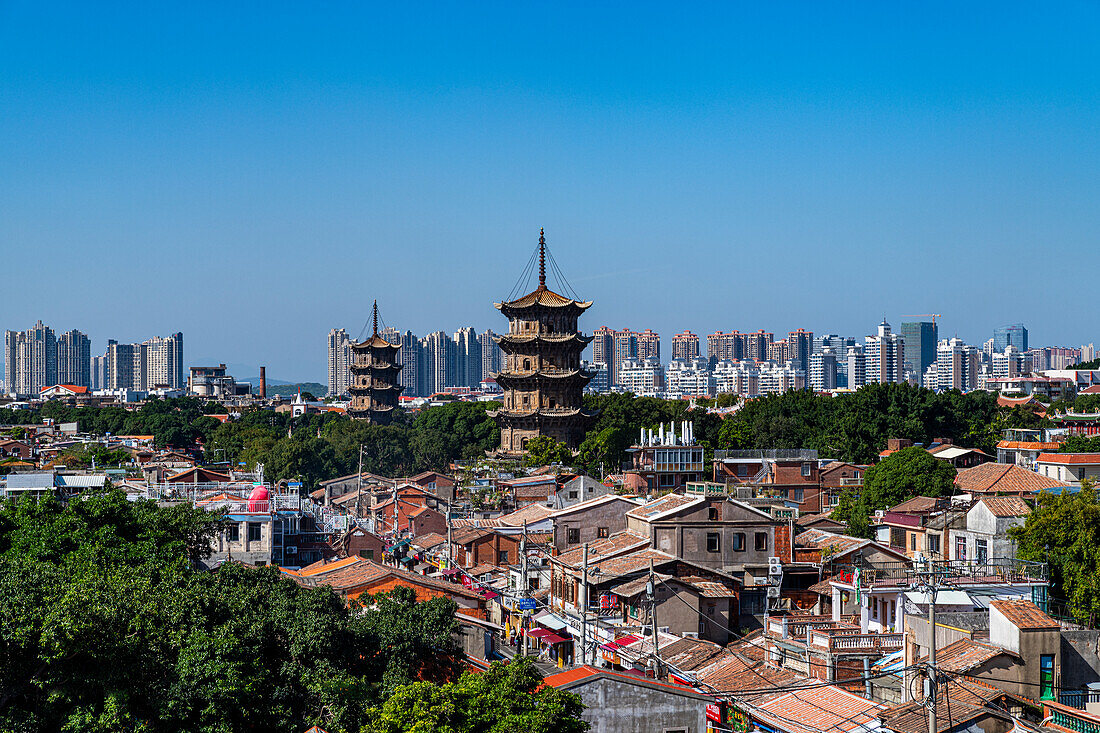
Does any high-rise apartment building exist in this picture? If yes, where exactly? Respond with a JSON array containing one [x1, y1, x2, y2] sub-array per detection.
[[993, 324, 1028, 353], [787, 329, 813, 371], [453, 327, 483, 389], [936, 338, 980, 391], [4, 320, 57, 395], [106, 341, 137, 390], [846, 346, 866, 389], [767, 339, 789, 364], [57, 329, 91, 387], [672, 331, 700, 360], [744, 330, 773, 361], [142, 332, 185, 389], [617, 357, 665, 397], [478, 329, 503, 383], [706, 331, 744, 363], [91, 354, 108, 391], [421, 330, 455, 395], [809, 349, 838, 391], [636, 329, 661, 362], [612, 329, 638, 386], [865, 319, 904, 384], [900, 321, 938, 383], [327, 328, 352, 396]]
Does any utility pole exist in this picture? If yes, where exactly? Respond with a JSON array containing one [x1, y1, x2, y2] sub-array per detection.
[[446, 498, 453, 572], [581, 542, 589, 668], [927, 591, 937, 733], [649, 558, 661, 671], [520, 520, 528, 657], [354, 444, 364, 525]]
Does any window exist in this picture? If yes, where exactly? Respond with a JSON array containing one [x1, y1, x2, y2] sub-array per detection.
[[928, 534, 941, 556], [247, 523, 262, 542], [523, 358, 531, 370], [708, 506, 719, 521], [801, 462, 813, 478], [731, 533, 746, 552], [911, 534, 918, 551], [1040, 655, 1055, 700], [956, 536, 967, 561], [226, 524, 240, 542], [530, 576, 540, 590], [597, 526, 609, 539], [358, 549, 374, 561], [568, 491, 578, 499], [975, 539, 988, 563], [789, 488, 804, 502], [567, 528, 580, 545], [737, 464, 749, 477], [498, 550, 509, 564], [707, 532, 721, 553], [755, 532, 768, 552]]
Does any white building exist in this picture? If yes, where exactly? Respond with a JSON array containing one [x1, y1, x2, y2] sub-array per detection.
[[809, 349, 838, 391], [617, 357, 664, 397], [992, 346, 1032, 380], [665, 357, 715, 397], [327, 328, 352, 396], [936, 338, 980, 391], [845, 346, 866, 389], [865, 319, 904, 384]]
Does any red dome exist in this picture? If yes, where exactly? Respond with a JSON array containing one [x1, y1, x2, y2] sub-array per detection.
[[247, 486, 270, 512]]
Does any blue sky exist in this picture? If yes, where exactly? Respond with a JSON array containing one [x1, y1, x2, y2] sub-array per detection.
[[2, 2, 1098, 380]]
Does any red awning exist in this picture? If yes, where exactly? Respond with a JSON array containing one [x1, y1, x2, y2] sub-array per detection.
[[614, 634, 640, 645], [441, 568, 460, 576], [526, 628, 552, 639], [542, 633, 570, 644], [483, 591, 500, 600]]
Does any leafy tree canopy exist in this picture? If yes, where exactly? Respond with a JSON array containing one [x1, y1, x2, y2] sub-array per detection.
[[1011, 486, 1100, 622], [364, 658, 589, 733], [833, 446, 957, 537], [523, 435, 573, 467]]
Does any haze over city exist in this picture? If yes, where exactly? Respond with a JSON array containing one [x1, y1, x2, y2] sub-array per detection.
[[3, 2, 1099, 380]]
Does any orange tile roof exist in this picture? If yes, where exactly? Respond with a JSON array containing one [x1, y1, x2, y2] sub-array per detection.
[[978, 496, 1031, 518], [955, 462, 1070, 495], [542, 665, 709, 696], [1038, 452, 1100, 465], [916, 638, 1010, 673], [555, 531, 649, 567], [626, 493, 700, 520], [754, 686, 883, 733], [990, 599, 1060, 630], [996, 441, 1060, 450]]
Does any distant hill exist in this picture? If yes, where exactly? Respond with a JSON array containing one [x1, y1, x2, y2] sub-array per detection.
[[262, 382, 328, 398]]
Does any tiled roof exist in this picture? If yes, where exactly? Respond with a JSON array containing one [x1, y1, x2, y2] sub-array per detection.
[[514, 485, 552, 499], [990, 599, 1060, 629], [753, 686, 883, 733], [653, 637, 727, 671], [887, 496, 942, 514], [916, 638, 1009, 672], [497, 503, 555, 525], [978, 496, 1031, 518], [498, 288, 592, 310], [996, 441, 1060, 450], [680, 576, 738, 598], [807, 577, 837, 595], [695, 654, 802, 698], [555, 531, 649, 567], [411, 532, 447, 550], [625, 493, 701, 521], [550, 494, 639, 518], [286, 557, 483, 599], [955, 462, 1070, 495], [542, 665, 708, 697], [795, 529, 869, 556], [1038, 452, 1100, 465], [880, 679, 1002, 733], [587, 547, 677, 579]]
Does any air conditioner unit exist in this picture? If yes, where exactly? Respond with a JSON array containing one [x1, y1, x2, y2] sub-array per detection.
[[769, 564, 784, 575], [767, 587, 780, 599], [682, 631, 699, 639], [285, 546, 298, 554]]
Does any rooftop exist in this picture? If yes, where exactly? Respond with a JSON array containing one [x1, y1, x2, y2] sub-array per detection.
[[955, 462, 1071, 495], [990, 599, 1060, 630]]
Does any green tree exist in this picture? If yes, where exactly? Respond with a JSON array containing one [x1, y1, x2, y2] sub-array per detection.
[[833, 446, 957, 537], [363, 658, 589, 733], [1011, 488, 1100, 622], [523, 435, 573, 467]]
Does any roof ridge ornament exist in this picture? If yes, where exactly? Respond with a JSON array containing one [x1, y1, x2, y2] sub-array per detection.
[[538, 228, 546, 291], [372, 299, 379, 338]]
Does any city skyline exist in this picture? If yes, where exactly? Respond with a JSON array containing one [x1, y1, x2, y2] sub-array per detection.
[[4, 4, 1100, 380]]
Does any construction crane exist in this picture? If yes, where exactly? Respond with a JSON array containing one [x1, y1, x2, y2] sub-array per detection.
[[902, 313, 943, 327]]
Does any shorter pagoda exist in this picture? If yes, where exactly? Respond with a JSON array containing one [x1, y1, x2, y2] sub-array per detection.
[[488, 230, 597, 454], [348, 301, 403, 424]]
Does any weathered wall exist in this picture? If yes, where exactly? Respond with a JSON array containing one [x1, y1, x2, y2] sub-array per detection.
[[570, 677, 707, 733]]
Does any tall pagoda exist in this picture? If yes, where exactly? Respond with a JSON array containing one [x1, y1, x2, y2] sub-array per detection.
[[489, 230, 596, 454], [348, 301, 403, 424]]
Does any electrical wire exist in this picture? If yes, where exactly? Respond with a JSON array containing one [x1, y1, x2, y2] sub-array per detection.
[[504, 243, 540, 302]]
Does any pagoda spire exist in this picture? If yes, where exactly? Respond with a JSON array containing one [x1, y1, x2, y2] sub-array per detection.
[[538, 228, 546, 290], [372, 299, 379, 337]]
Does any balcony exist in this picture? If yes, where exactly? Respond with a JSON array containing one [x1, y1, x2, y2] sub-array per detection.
[[809, 630, 903, 653]]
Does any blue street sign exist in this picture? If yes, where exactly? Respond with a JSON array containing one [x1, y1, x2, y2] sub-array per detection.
[[518, 598, 536, 611]]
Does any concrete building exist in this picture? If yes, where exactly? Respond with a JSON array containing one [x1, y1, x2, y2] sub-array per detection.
[[671, 330, 700, 360], [582, 360, 610, 393], [612, 329, 638, 386], [452, 326, 482, 389], [808, 349, 837, 391], [636, 328, 660, 362], [56, 329, 91, 388], [706, 331, 744, 363], [845, 345, 866, 389], [477, 328, 502, 383], [420, 330, 455, 395], [1036, 453, 1100, 484], [865, 319, 904, 384], [617, 357, 664, 397], [993, 345, 1032, 380], [625, 421, 705, 492], [665, 357, 715, 397], [936, 337, 981, 391], [787, 328, 813, 371], [188, 364, 251, 399], [4, 320, 57, 395], [142, 332, 185, 389], [590, 327, 615, 382], [327, 328, 352, 396]]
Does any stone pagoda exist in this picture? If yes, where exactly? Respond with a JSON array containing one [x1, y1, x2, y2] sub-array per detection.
[[489, 230, 596, 454], [348, 301, 403, 423]]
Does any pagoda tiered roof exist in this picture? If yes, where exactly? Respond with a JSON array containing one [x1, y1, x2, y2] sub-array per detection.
[[495, 333, 593, 348]]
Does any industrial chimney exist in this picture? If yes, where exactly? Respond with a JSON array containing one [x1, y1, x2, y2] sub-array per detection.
[[259, 366, 267, 399]]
